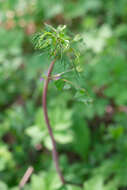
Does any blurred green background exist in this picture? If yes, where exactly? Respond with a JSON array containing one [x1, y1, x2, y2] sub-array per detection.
[[0, 0, 127, 189]]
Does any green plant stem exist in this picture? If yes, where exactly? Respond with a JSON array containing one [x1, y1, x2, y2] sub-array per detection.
[[42, 60, 65, 185]]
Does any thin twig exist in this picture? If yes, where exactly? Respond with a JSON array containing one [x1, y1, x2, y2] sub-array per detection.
[[19, 166, 34, 189], [42, 60, 65, 185], [42, 60, 84, 187]]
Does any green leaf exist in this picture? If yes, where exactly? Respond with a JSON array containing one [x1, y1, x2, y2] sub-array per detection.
[[74, 90, 92, 105], [0, 181, 8, 190], [54, 79, 65, 90], [34, 106, 73, 150], [25, 126, 44, 146], [84, 176, 104, 190], [72, 117, 91, 159]]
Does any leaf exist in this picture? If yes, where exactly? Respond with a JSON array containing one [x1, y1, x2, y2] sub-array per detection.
[[54, 79, 65, 90], [0, 146, 14, 171], [72, 117, 91, 159], [28, 170, 61, 190], [25, 126, 44, 146], [74, 90, 92, 105], [0, 181, 8, 190], [44, 23, 57, 33], [73, 34, 83, 42], [84, 176, 104, 190], [34, 106, 73, 150], [56, 185, 68, 190], [57, 25, 67, 32]]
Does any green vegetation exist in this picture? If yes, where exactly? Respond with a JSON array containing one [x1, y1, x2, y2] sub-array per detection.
[[0, 0, 127, 189], [33, 24, 89, 188]]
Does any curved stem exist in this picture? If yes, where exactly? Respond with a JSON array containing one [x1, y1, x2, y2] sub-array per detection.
[[42, 60, 65, 185], [42, 60, 83, 188]]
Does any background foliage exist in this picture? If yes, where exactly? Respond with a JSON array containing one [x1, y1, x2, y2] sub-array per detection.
[[0, 0, 127, 189]]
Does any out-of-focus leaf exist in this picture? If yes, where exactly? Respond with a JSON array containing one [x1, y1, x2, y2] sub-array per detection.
[[54, 79, 65, 90], [0, 181, 8, 190]]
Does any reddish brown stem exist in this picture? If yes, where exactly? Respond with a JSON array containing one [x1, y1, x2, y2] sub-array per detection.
[[42, 60, 65, 185], [42, 60, 83, 188], [19, 166, 34, 189]]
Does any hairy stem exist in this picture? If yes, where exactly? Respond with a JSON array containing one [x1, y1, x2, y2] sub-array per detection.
[[42, 60, 65, 185]]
